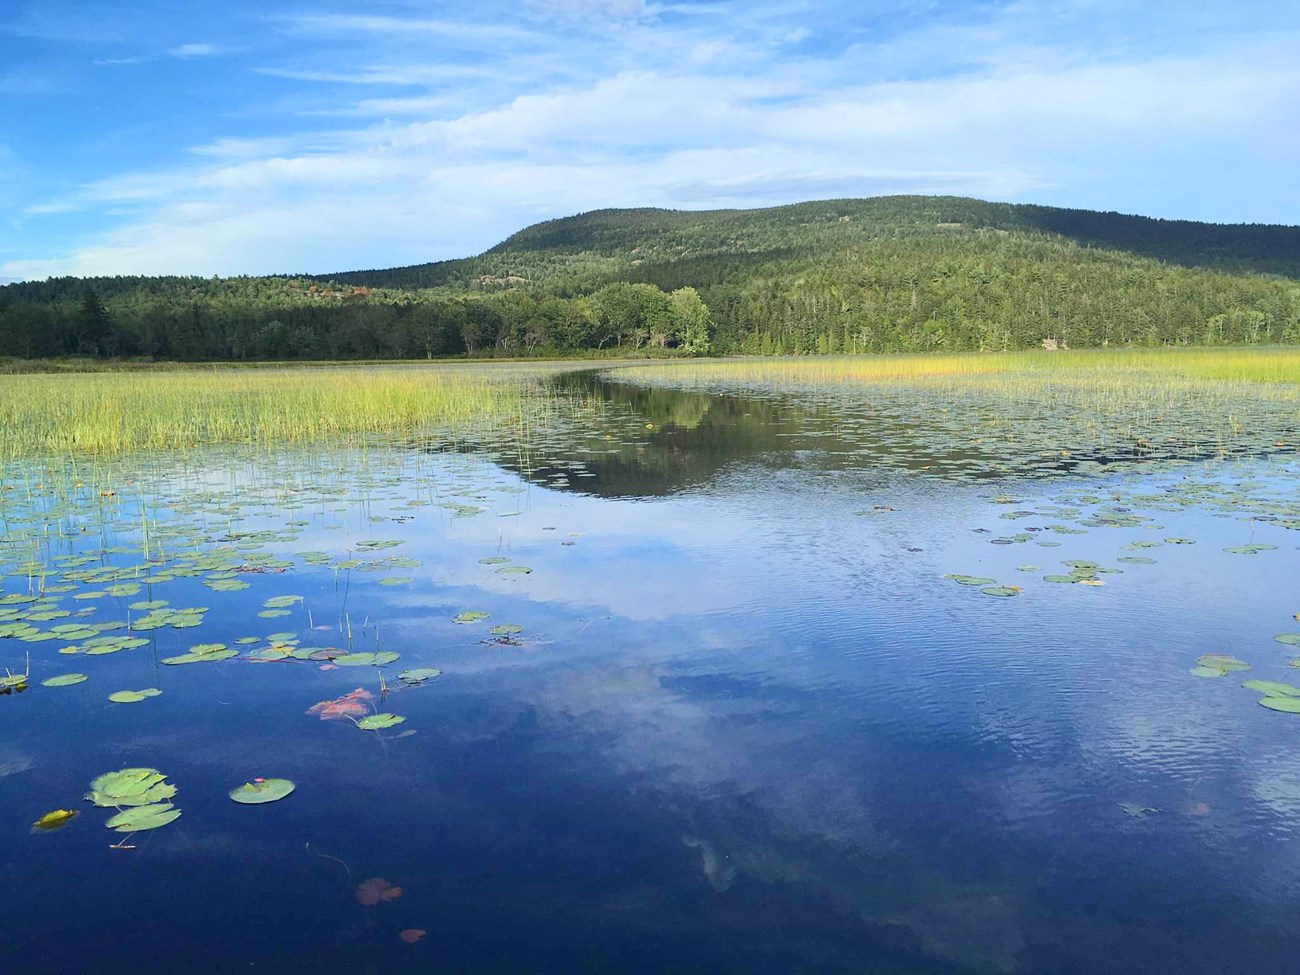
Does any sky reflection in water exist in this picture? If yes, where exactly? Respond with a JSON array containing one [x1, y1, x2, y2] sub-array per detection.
[[3, 376, 1300, 974]]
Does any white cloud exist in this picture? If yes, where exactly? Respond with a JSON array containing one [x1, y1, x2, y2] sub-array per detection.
[[169, 42, 222, 58], [6, 5, 1300, 280], [94, 55, 156, 66], [524, 0, 651, 23]]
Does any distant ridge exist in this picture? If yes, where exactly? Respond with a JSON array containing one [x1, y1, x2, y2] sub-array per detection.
[[320, 196, 1300, 289]]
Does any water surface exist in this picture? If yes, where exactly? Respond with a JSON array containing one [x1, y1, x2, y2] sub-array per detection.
[[3, 370, 1300, 974]]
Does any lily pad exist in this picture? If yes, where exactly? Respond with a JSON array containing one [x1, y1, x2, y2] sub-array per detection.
[[245, 648, 293, 662], [1242, 680, 1300, 697], [1196, 654, 1250, 672], [205, 579, 250, 592], [1259, 696, 1300, 713], [397, 668, 442, 685], [41, 673, 88, 687], [490, 624, 524, 636], [86, 768, 176, 807], [980, 586, 1020, 597], [944, 574, 996, 586], [105, 803, 181, 832], [454, 611, 488, 624], [108, 688, 162, 704], [356, 713, 406, 731], [1274, 634, 1300, 646], [496, 566, 533, 575], [333, 651, 400, 667], [162, 649, 238, 665], [229, 778, 296, 805]]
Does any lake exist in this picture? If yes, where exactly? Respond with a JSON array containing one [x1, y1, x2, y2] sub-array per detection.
[[3, 363, 1300, 974]]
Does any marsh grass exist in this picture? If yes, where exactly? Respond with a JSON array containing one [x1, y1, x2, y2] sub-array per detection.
[[614, 347, 1300, 471], [618, 347, 1300, 385], [0, 362, 586, 458]]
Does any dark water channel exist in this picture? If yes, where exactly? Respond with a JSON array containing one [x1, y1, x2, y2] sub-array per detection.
[[3, 371, 1300, 974]]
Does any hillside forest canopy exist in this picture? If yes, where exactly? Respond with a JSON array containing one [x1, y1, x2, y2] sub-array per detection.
[[2, 195, 1299, 361]]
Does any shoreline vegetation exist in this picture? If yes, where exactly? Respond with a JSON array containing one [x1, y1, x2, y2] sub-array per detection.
[[1, 347, 1296, 460], [0, 362, 584, 458]]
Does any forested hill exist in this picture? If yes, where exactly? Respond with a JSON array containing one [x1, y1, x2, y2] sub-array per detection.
[[330, 197, 1300, 289], [2, 195, 1299, 361]]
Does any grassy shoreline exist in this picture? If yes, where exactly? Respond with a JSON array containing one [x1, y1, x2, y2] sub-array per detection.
[[3, 347, 1297, 459], [613, 346, 1300, 384], [0, 362, 596, 458]]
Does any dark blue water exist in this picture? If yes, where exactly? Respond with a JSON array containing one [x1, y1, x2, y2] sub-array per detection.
[[3, 376, 1300, 974]]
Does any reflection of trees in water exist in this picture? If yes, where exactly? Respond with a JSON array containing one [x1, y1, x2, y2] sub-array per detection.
[[499, 372, 987, 497], [507, 370, 1300, 499]]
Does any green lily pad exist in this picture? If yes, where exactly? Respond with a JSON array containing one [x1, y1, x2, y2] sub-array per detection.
[[1196, 654, 1250, 672], [1259, 696, 1300, 713], [357, 713, 406, 731], [490, 624, 524, 636], [333, 651, 400, 667], [229, 778, 296, 805], [86, 768, 176, 807], [1190, 665, 1228, 677], [980, 586, 1020, 597], [205, 579, 250, 592], [41, 673, 88, 687], [378, 577, 412, 586], [478, 556, 510, 565], [108, 688, 162, 704], [245, 648, 292, 662], [1274, 634, 1300, 646], [162, 649, 238, 665], [1242, 680, 1300, 697], [51, 626, 98, 640], [262, 595, 302, 609], [397, 668, 442, 685], [454, 611, 488, 624], [105, 803, 181, 832], [496, 566, 533, 575]]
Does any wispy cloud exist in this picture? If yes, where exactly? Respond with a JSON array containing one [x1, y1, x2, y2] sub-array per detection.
[[94, 55, 157, 66], [168, 42, 223, 58], [4, 1, 1300, 280], [281, 12, 542, 45]]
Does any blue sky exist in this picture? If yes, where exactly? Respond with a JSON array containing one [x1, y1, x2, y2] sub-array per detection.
[[2, 0, 1298, 281]]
